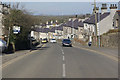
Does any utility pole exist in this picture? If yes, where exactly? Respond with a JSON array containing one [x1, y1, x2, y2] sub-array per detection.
[[94, 0, 98, 46]]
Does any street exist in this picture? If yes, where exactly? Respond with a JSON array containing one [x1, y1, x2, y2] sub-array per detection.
[[2, 43, 118, 78]]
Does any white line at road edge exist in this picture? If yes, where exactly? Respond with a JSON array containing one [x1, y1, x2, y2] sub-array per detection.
[[63, 64, 66, 78]]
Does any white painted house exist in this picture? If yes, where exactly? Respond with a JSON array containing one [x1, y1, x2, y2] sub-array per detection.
[[83, 3, 118, 37]]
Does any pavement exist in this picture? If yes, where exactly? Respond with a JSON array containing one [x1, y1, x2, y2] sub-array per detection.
[[2, 42, 118, 78], [2, 44, 43, 64]]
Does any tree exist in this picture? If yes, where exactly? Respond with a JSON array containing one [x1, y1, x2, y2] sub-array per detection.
[[3, 4, 38, 51]]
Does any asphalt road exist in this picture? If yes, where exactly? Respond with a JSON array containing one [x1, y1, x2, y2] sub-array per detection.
[[2, 43, 118, 78]]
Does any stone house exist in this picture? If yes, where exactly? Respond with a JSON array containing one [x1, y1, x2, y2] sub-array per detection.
[[63, 19, 72, 39]]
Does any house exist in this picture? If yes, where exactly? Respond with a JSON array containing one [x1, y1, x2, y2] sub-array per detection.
[[83, 4, 117, 42], [78, 20, 84, 39], [48, 27, 56, 39], [63, 19, 72, 39], [113, 10, 120, 29], [55, 23, 65, 39], [46, 20, 59, 28], [31, 28, 50, 41], [71, 19, 79, 38], [0, 3, 10, 39]]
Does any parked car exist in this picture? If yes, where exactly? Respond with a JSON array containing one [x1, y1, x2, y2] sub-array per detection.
[[62, 39, 72, 47], [50, 39, 56, 43], [41, 38, 48, 43], [0, 39, 7, 52]]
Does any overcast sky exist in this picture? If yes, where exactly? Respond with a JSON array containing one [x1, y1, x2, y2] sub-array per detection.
[[9, 2, 119, 15]]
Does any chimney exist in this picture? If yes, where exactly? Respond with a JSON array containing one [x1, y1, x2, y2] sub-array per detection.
[[110, 4, 117, 14], [93, 7, 99, 14], [101, 3, 108, 14]]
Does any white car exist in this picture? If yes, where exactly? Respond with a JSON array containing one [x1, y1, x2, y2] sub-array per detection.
[[50, 39, 56, 43], [0, 39, 7, 52]]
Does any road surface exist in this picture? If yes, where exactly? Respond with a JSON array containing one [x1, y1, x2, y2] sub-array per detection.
[[2, 43, 118, 78]]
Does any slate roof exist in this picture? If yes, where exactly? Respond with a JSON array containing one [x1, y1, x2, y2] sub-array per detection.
[[49, 27, 55, 33], [78, 21, 84, 27], [83, 12, 110, 24], [65, 20, 72, 27], [32, 28, 50, 33], [56, 26, 63, 31], [72, 19, 79, 29], [42, 28, 50, 33]]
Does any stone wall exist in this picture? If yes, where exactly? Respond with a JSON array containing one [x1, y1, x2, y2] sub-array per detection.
[[92, 32, 119, 48]]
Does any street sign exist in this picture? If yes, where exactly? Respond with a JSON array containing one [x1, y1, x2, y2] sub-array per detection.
[[13, 26, 20, 34]]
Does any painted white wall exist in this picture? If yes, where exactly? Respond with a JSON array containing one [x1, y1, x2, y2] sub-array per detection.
[[98, 9, 116, 35]]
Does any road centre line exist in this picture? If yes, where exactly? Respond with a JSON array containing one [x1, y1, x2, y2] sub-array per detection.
[[63, 56, 65, 61], [62, 63, 66, 78]]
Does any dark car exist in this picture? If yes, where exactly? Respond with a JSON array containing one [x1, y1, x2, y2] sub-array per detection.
[[62, 39, 72, 47]]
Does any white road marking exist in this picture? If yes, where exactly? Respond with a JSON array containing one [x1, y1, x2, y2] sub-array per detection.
[[63, 56, 65, 61], [62, 51, 64, 54], [62, 64, 66, 77]]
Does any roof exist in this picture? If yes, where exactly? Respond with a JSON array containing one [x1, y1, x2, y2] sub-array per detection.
[[56, 26, 63, 31], [42, 28, 50, 33], [83, 12, 110, 24], [65, 20, 72, 27], [72, 19, 79, 29], [78, 21, 84, 27], [49, 27, 55, 33], [32, 28, 50, 33]]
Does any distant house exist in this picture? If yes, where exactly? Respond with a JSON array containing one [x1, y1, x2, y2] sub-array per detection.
[[55, 23, 65, 39], [46, 20, 59, 28], [78, 20, 84, 39], [31, 28, 50, 41], [71, 19, 79, 38], [63, 19, 72, 39], [113, 10, 120, 29], [48, 27, 56, 39]]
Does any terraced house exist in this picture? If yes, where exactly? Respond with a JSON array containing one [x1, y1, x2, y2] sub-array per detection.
[[83, 3, 118, 42]]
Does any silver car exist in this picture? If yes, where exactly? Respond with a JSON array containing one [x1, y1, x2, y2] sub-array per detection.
[[0, 39, 7, 52]]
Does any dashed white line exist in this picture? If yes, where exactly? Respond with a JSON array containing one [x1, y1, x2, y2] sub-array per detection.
[[63, 56, 65, 61], [62, 51, 64, 54], [62, 63, 66, 77]]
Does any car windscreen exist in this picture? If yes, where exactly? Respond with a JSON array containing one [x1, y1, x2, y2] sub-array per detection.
[[63, 39, 71, 43]]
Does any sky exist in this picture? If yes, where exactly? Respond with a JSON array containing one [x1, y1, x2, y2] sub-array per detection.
[[19, 2, 93, 15], [8, 2, 119, 15]]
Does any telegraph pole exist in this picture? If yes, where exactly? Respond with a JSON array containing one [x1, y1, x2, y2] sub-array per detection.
[[94, 0, 98, 46]]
